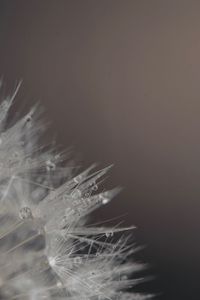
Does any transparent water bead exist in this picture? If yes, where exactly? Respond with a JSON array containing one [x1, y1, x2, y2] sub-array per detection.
[[48, 256, 56, 267], [83, 191, 91, 198], [46, 160, 56, 171], [19, 206, 33, 220], [25, 114, 32, 124], [105, 231, 113, 238], [101, 197, 109, 205], [92, 183, 98, 191]]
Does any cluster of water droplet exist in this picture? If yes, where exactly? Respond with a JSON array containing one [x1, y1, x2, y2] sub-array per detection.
[[0, 86, 150, 300]]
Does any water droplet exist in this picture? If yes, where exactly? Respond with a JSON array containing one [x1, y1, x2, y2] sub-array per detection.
[[105, 231, 113, 238], [48, 256, 56, 267], [26, 115, 32, 123], [73, 177, 79, 184], [19, 206, 33, 220], [102, 197, 109, 205], [25, 114, 33, 128], [46, 160, 56, 171], [84, 191, 91, 198], [92, 184, 98, 191]]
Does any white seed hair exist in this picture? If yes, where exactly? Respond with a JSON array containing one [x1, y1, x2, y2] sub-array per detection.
[[0, 85, 152, 299]]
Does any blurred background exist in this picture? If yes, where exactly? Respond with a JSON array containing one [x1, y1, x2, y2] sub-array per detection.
[[0, 1, 200, 299]]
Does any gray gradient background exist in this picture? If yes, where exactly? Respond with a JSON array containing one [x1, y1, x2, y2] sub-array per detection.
[[0, 1, 200, 299]]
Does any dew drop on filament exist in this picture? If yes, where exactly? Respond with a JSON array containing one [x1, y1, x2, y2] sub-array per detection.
[[19, 206, 33, 220]]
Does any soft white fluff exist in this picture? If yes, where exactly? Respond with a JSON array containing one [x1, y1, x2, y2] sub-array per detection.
[[0, 85, 151, 299]]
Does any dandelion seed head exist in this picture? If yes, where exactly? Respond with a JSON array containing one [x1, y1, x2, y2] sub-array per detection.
[[0, 85, 152, 300]]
